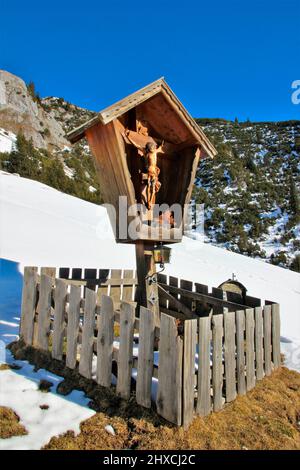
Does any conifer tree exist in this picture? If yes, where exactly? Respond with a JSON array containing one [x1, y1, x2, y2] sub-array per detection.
[[289, 174, 300, 223]]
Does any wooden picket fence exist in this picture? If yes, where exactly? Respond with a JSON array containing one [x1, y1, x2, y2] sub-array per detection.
[[19, 266, 281, 427]]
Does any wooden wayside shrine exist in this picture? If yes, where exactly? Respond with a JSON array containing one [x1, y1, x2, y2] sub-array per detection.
[[14, 79, 282, 428], [67, 78, 216, 313], [68, 78, 216, 246]]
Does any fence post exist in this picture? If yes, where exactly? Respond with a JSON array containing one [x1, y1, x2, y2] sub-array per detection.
[[157, 313, 183, 425], [36, 274, 53, 351], [136, 306, 155, 408], [224, 311, 237, 402], [182, 318, 197, 428], [96, 294, 115, 387], [255, 306, 264, 380], [52, 279, 68, 360], [79, 288, 97, 378], [212, 314, 224, 412], [20, 266, 38, 345], [66, 285, 82, 369], [246, 308, 256, 391], [264, 305, 272, 376], [116, 301, 135, 399], [197, 316, 212, 416], [236, 310, 246, 395], [272, 303, 281, 369]]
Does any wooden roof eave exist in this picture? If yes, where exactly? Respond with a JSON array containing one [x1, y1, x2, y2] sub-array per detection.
[[67, 78, 217, 159], [159, 82, 217, 159], [67, 78, 165, 144]]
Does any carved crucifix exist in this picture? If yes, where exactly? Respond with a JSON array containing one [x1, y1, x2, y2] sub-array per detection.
[[124, 129, 165, 210]]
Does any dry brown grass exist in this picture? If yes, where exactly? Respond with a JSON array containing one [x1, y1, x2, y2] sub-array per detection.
[[0, 363, 22, 371], [0, 407, 28, 439], [44, 367, 300, 450]]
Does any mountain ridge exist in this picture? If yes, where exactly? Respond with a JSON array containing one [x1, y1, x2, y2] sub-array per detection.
[[0, 70, 299, 271]]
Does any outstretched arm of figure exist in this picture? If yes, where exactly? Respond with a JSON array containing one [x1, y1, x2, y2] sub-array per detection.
[[157, 140, 165, 154], [124, 129, 145, 155]]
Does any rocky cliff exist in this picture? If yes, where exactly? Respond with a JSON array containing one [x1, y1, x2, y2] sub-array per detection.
[[0, 70, 69, 150], [0, 70, 299, 270]]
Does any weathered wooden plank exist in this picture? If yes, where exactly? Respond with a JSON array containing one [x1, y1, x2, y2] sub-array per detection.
[[159, 282, 246, 311], [145, 253, 160, 327], [157, 273, 167, 309], [180, 279, 193, 311], [157, 284, 194, 318], [86, 121, 136, 229], [212, 314, 223, 411], [122, 269, 134, 302], [264, 304, 272, 376], [212, 287, 225, 315], [272, 303, 281, 369], [52, 279, 67, 360], [168, 276, 179, 311], [255, 306, 264, 380], [110, 269, 122, 306], [134, 241, 148, 307], [157, 313, 183, 425], [197, 316, 211, 416], [40, 267, 56, 278], [136, 306, 155, 408], [116, 302, 135, 399], [236, 310, 246, 395], [66, 285, 81, 369], [224, 311, 237, 402], [245, 295, 261, 308], [36, 274, 53, 351], [20, 267, 38, 345], [59, 267, 70, 279], [71, 268, 82, 280], [246, 308, 255, 390], [97, 269, 110, 305], [35, 268, 55, 346], [79, 288, 96, 378], [226, 291, 243, 305], [84, 268, 97, 291], [195, 282, 210, 317], [182, 318, 197, 427], [96, 294, 115, 387]]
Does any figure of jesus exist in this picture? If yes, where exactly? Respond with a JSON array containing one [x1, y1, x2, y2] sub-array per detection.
[[125, 130, 164, 210]]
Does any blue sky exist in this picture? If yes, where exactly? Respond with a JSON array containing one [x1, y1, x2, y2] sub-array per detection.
[[1, 0, 300, 121]]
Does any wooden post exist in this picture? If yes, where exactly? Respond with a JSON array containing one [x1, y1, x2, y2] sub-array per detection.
[[66, 285, 81, 369], [182, 318, 197, 427], [20, 266, 38, 345], [236, 310, 246, 395], [97, 294, 115, 387], [135, 241, 160, 326], [136, 306, 155, 408], [212, 314, 224, 412], [116, 302, 135, 399], [36, 274, 53, 351], [157, 313, 183, 425], [52, 279, 67, 361], [272, 303, 281, 369], [197, 316, 211, 416], [224, 311, 237, 402]]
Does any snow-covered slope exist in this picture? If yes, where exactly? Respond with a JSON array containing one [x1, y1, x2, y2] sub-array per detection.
[[1, 170, 299, 337], [0, 128, 16, 153], [0, 171, 299, 448]]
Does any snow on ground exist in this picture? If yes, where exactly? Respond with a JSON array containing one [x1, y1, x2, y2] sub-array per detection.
[[0, 171, 300, 448], [0, 258, 94, 450], [0, 128, 16, 153]]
